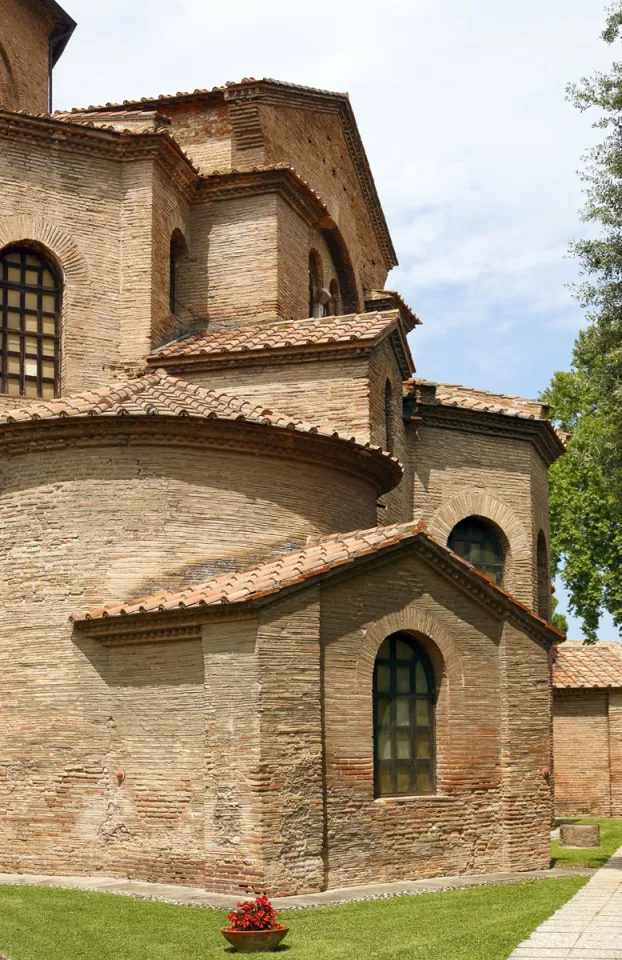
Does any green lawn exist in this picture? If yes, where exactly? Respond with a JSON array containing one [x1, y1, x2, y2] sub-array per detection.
[[0, 878, 586, 960], [551, 817, 622, 869]]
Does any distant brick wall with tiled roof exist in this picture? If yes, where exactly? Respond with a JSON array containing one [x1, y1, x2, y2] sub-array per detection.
[[552, 641, 622, 689], [407, 379, 549, 420]]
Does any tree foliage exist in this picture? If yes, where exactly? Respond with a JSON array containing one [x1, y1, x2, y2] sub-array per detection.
[[544, 3, 622, 640]]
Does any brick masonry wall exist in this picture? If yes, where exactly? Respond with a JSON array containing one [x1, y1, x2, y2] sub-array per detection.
[[160, 100, 233, 174], [552, 688, 622, 817], [260, 103, 388, 297], [317, 551, 552, 889], [0, 0, 51, 113], [276, 198, 339, 321], [410, 422, 550, 610]]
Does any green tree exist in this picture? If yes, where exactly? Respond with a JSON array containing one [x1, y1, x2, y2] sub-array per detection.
[[544, 2, 622, 641]]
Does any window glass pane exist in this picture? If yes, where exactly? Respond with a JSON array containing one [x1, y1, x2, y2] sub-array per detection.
[[416, 765, 432, 794], [25, 255, 41, 267], [24, 291, 38, 310], [25, 316, 38, 333], [415, 662, 429, 694], [42, 317, 55, 336], [42, 339, 55, 357], [377, 730, 392, 761], [42, 269, 55, 288], [24, 380, 38, 397], [7, 267, 20, 283], [42, 294, 55, 313], [416, 730, 432, 759], [375, 698, 391, 728], [395, 638, 414, 660], [7, 312, 20, 330], [396, 665, 410, 694], [7, 289, 19, 308], [24, 336, 37, 355], [416, 699, 431, 727], [24, 359, 38, 378], [395, 698, 410, 727], [376, 664, 390, 693], [42, 360, 55, 379], [378, 767, 392, 796], [396, 729, 411, 759], [7, 357, 20, 375], [4, 252, 20, 264], [377, 638, 391, 658], [6, 378, 20, 395], [41, 382, 55, 398], [396, 764, 411, 794], [7, 333, 20, 351]]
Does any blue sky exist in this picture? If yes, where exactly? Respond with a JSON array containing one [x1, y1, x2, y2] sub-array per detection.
[[53, 0, 618, 639]]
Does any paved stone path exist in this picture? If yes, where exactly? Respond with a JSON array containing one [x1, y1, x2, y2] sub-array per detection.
[[510, 845, 622, 959], [0, 865, 591, 911]]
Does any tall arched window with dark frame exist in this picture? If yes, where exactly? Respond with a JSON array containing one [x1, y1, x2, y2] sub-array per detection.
[[0, 245, 61, 398], [373, 633, 436, 797]]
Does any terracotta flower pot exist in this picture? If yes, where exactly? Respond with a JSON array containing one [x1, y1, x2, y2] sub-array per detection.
[[221, 925, 289, 953]]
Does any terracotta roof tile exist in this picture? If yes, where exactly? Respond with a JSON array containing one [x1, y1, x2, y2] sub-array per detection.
[[407, 379, 549, 420], [150, 310, 408, 365], [71, 520, 564, 644], [0, 369, 364, 441], [552, 641, 622, 688]]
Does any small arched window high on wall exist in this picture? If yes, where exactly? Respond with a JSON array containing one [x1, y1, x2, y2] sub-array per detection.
[[0, 246, 61, 398], [328, 278, 340, 316], [384, 379, 394, 452], [448, 516, 505, 586], [537, 531, 550, 619], [374, 632, 435, 797], [308, 249, 325, 318], [169, 231, 187, 316]]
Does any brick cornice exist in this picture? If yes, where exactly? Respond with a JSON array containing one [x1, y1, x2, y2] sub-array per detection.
[[0, 414, 401, 494], [405, 400, 565, 467], [195, 166, 332, 226], [0, 111, 199, 200]]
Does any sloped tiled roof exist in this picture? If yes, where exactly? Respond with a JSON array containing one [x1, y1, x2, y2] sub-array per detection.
[[71, 520, 564, 648], [364, 290, 421, 332], [150, 310, 413, 377], [552, 641, 622, 689], [408, 379, 549, 420], [0, 369, 359, 438]]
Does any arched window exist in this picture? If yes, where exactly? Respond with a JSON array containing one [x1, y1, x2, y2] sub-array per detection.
[[169, 231, 187, 316], [1, 246, 61, 399], [328, 278, 340, 316], [384, 379, 394, 453], [537, 531, 550, 619], [308, 250, 324, 319], [448, 517, 504, 586], [374, 632, 435, 797]]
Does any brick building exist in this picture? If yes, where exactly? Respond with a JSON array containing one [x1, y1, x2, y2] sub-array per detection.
[[553, 642, 622, 818], [0, 0, 565, 895]]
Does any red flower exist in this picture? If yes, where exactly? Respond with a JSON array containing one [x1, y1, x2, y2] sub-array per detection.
[[226, 894, 279, 931]]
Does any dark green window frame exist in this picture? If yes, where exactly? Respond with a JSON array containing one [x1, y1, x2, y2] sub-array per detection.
[[0, 245, 61, 399], [373, 632, 436, 798], [448, 517, 504, 586]]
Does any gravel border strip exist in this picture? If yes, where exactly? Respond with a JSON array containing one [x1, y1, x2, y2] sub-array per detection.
[[0, 869, 594, 914]]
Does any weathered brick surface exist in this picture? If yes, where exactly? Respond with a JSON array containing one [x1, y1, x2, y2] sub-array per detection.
[[553, 689, 622, 817], [410, 423, 551, 610], [0, 2, 560, 896], [0, 0, 52, 113]]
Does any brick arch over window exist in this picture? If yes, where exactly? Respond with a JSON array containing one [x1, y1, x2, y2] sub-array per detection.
[[428, 491, 532, 603], [0, 217, 89, 285]]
